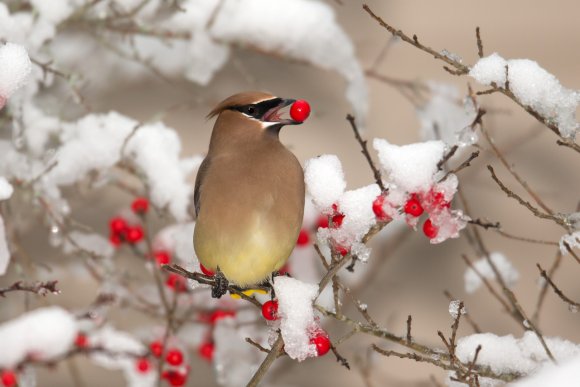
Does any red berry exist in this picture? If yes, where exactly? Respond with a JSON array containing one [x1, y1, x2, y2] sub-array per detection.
[[109, 217, 128, 234], [198, 342, 214, 361], [166, 349, 184, 366], [163, 370, 187, 386], [149, 341, 163, 357], [125, 225, 144, 244], [372, 195, 390, 221], [277, 264, 290, 276], [75, 333, 88, 348], [316, 215, 329, 229], [427, 190, 450, 209], [166, 273, 188, 292], [1, 371, 17, 387], [135, 357, 151, 373], [109, 231, 122, 247], [131, 197, 149, 214], [404, 196, 424, 217], [423, 219, 438, 239], [331, 213, 345, 228], [209, 310, 235, 324], [310, 332, 331, 356], [153, 250, 171, 266], [290, 99, 311, 122], [296, 229, 310, 246], [199, 263, 215, 276], [336, 244, 350, 257], [261, 300, 279, 321]]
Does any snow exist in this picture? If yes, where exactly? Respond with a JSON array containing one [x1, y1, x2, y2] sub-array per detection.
[[469, 53, 507, 87], [470, 53, 580, 138], [0, 177, 13, 200], [373, 138, 446, 193], [90, 326, 156, 387], [456, 331, 580, 376], [559, 231, 580, 255], [29, 0, 74, 24], [464, 252, 519, 294], [0, 307, 77, 368], [0, 43, 32, 100], [448, 300, 465, 319], [418, 82, 477, 147], [64, 231, 115, 259], [273, 276, 318, 361], [46, 112, 195, 221], [213, 316, 267, 386], [304, 155, 346, 212], [21, 103, 61, 157], [334, 184, 380, 246], [210, 0, 368, 122], [512, 355, 580, 387]]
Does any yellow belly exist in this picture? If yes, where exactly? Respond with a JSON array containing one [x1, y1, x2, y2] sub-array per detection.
[[194, 212, 297, 287]]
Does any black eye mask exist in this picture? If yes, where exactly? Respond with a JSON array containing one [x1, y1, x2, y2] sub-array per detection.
[[230, 98, 283, 120]]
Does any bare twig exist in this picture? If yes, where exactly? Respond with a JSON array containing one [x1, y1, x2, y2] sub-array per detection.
[[246, 334, 284, 387], [537, 263, 580, 309], [0, 280, 60, 298], [346, 114, 385, 191]]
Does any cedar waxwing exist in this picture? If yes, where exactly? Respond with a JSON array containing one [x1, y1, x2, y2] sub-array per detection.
[[193, 91, 306, 294]]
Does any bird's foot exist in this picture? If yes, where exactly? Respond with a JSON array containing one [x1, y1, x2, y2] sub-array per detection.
[[211, 267, 228, 299]]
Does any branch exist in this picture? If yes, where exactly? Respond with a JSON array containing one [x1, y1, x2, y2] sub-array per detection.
[[346, 114, 385, 191], [0, 280, 60, 298]]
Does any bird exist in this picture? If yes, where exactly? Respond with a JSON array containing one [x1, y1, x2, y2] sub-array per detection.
[[193, 91, 306, 296]]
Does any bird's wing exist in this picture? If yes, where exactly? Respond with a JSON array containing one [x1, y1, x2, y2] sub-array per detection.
[[194, 156, 211, 217]]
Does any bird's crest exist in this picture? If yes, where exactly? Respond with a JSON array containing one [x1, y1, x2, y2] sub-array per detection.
[[207, 91, 276, 119]]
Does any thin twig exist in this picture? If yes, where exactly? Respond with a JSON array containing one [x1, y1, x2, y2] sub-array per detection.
[[0, 280, 60, 298], [537, 263, 580, 309], [346, 114, 385, 191], [246, 334, 284, 387]]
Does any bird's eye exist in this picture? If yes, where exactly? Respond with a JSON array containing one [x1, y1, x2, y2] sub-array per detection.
[[245, 106, 256, 115]]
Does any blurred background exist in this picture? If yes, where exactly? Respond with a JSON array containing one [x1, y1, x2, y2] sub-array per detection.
[[2, 0, 580, 386]]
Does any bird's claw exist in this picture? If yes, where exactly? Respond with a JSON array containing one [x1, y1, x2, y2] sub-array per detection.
[[211, 267, 228, 299]]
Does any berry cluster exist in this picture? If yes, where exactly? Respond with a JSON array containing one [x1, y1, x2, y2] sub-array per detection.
[[148, 340, 189, 386], [372, 180, 466, 243], [108, 197, 150, 247], [260, 300, 330, 357]]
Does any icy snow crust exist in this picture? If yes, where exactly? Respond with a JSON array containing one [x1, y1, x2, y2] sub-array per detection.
[[0, 307, 78, 368], [470, 53, 580, 138], [273, 276, 318, 361]]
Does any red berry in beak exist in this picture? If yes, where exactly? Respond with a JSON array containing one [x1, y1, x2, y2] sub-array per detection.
[[290, 100, 310, 122]]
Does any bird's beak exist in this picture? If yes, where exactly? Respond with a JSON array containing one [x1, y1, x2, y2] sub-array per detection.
[[263, 99, 301, 125]]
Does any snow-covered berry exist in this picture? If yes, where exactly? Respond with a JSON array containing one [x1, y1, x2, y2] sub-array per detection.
[[150, 341, 163, 357], [109, 217, 128, 234], [372, 194, 390, 221], [200, 263, 214, 276], [209, 310, 235, 324], [166, 273, 187, 292], [125, 225, 144, 244], [261, 300, 279, 321], [310, 332, 331, 356], [423, 218, 438, 239], [131, 197, 149, 214], [404, 196, 424, 217], [296, 229, 310, 246], [198, 342, 214, 361], [75, 333, 89, 348], [166, 349, 184, 366], [154, 250, 171, 266], [290, 100, 311, 122], [135, 357, 151, 373], [316, 215, 329, 229], [1, 371, 17, 387]]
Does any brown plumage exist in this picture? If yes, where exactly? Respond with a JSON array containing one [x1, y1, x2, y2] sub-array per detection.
[[194, 91, 305, 287]]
